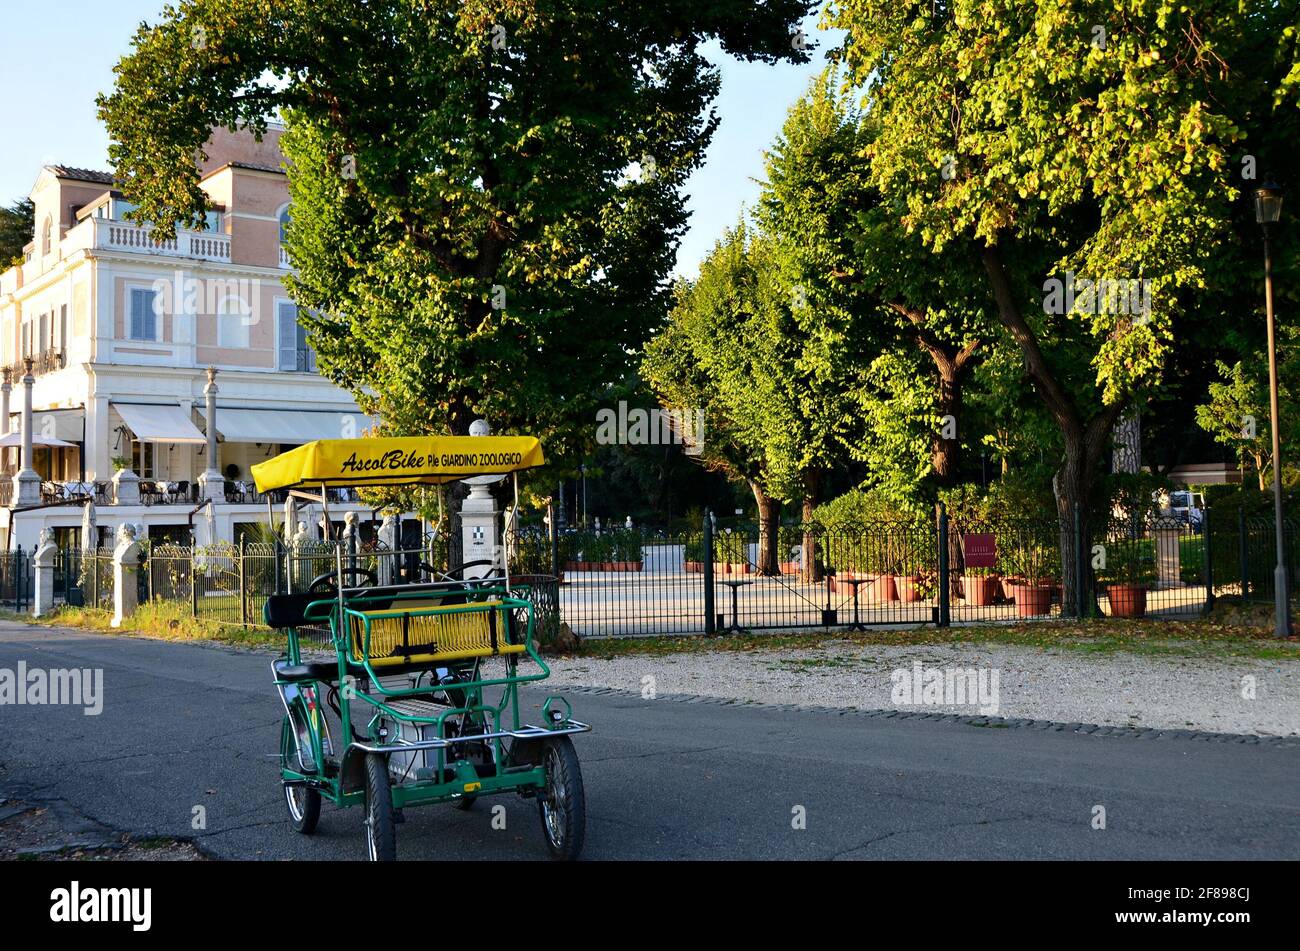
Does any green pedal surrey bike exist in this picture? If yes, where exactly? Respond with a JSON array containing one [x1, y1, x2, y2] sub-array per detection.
[[251, 434, 589, 861]]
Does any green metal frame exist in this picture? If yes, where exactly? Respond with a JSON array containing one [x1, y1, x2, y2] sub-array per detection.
[[275, 580, 578, 810]]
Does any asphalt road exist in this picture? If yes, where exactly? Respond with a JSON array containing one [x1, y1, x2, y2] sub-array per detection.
[[2, 622, 1297, 860]]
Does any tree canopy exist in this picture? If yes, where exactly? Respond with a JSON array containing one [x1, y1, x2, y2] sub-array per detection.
[[98, 0, 814, 463]]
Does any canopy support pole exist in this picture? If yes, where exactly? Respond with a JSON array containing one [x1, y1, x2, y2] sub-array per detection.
[[319, 483, 333, 541]]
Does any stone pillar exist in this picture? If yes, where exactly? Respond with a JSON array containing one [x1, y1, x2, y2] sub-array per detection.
[[111, 522, 144, 628], [197, 366, 224, 501], [1, 368, 11, 478], [32, 527, 57, 617], [13, 358, 41, 505], [112, 466, 141, 504], [461, 419, 502, 579], [1154, 526, 1183, 589]]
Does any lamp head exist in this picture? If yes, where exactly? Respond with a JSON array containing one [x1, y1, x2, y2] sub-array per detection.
[[1254, 182, 1283, 225]]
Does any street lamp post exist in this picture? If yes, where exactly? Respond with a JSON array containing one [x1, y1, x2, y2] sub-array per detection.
[[1255, 182, 1290, 638]]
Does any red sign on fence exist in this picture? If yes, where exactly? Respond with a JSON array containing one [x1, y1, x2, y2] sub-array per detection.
[[962, 533, 997, 569]]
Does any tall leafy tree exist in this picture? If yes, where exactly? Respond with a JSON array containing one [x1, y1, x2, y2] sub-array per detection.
[[98, 0, 814, 463], [828, 0, 1300, 605], [0, 198, 35, 267], [644, 225, 791, 573]]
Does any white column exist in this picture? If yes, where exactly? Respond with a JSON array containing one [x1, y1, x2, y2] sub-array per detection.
[[1, 368, 11, 435], [13, 358, 41, 504], [197, 366, 224, 500], [87, 395, 111, 481], [32, 528, 57, 617], [111, 523, 144, 627], [1, 368, 11, 478], [460, 419, 502, 579]]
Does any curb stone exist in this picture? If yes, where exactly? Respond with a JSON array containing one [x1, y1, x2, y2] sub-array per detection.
[[547, 684, 1300, 748]]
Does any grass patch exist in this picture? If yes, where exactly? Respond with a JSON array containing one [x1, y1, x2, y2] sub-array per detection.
[[574, 617, 1300, 662], [2, 600, 280, 650]]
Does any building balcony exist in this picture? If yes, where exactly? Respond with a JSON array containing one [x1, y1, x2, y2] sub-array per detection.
[[8, 348, 66, 379], [67, 217, 232, 264], [1, 478, 363, 510]]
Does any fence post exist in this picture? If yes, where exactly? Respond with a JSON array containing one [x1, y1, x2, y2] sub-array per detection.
[[1203, 504, 1215, 615], [1238, 507, 1250, 600], [191, 546, 199, 618], [703, 510, 716, 636], [33, 535, 57, 617], [548, 499, 560, 578], [239, 536, 248, 627], [936, 502, 950, 627], [111, 528, 144, 628]]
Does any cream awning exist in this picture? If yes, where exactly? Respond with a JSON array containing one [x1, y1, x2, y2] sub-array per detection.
[[7, 407, 85, 442], [198, 407, 373, 444], [113, 402, 207, 444]]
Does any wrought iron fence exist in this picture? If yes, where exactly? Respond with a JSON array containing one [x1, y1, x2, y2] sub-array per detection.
[[1205, 509, 1300, 604], [0, 548, 33, 610], [29, 502, 1285, 640]]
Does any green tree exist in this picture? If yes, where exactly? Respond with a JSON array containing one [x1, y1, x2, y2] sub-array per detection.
[[828, 0, 1300, 606], [644, 225, 790, 573], [98, 0, 814, 462], [0, 198, 34, 267], [1196, 335, 1300, 490]]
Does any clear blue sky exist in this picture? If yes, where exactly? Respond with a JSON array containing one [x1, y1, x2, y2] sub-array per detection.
[[0, 2, 840, 277]]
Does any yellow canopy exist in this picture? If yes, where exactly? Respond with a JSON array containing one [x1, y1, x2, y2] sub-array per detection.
[[251, 435, 545, 492]]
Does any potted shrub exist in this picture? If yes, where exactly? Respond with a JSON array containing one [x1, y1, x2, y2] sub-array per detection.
[[895, 572, 924, 602], [865, 539, 901, 602], [584, 534, 613, 571], [962, 566, 999, 606], [1103, 541, 1155, 618], [613, 530, 643, 571], [714, 530, 749, 574], [1005, 544, 1054, 617], [778, 524, 803, 575], [683, 535, 704, 573]]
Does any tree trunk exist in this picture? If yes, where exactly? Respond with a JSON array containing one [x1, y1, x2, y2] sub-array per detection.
[[889, 303, 980, 486], [751, 482, 781, 576], [933, 357, 963, 485], [800, 469, 823, 584], [980, 241, 1127, 616]]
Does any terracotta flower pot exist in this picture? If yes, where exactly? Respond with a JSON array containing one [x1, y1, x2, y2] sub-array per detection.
[[868, 574, 898, 602], [684, 561, 703, 573], [1107, 583, 1148, 618], [779, 561, 801, 575], [894, 574, 923, 602], [963, 574, 998, 606], [1013, 584, 1053, 617]]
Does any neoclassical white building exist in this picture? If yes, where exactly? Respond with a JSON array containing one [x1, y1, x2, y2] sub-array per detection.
[[0, 125, 376, 550]]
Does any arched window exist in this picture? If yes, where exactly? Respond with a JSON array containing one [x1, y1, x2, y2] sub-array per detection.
[[278, 205, 291, 244], [217, 296, 251, 349], [41, 216, 52, 256]]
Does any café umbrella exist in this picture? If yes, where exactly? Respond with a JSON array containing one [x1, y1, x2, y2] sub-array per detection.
[[0, 431, 76, 448]]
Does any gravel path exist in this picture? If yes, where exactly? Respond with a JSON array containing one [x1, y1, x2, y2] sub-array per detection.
[[546, 641, 1300, 736]]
